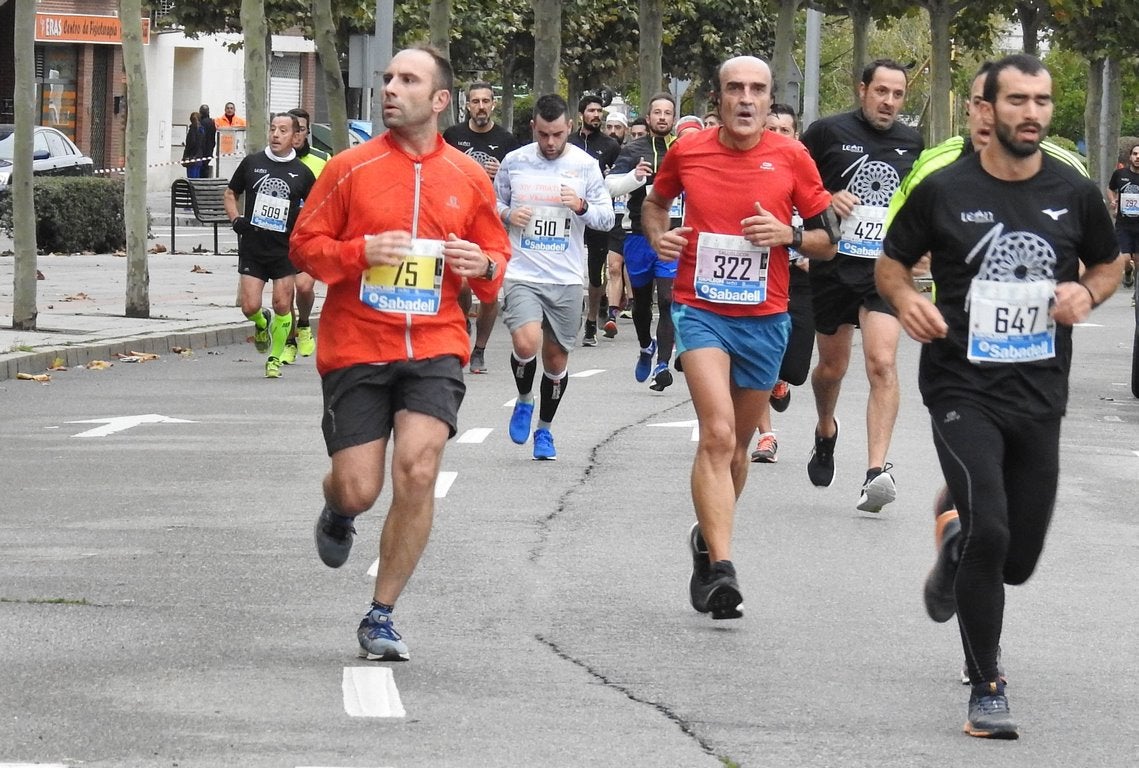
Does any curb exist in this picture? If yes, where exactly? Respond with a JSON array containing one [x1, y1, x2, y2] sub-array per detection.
[[1, 322, 252, 382]]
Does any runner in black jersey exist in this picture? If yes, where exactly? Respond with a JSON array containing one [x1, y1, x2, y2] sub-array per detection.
[[879, 54, 1122, 740], [443, 81, 521, 375], [799, 58, 924, 512], [569, 94, 621, 348], [1106, 143, 1139, 297], [224, 113, 316, 378]]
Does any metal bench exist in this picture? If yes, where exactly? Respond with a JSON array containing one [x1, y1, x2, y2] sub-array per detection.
[[170, 177, 231, 254]]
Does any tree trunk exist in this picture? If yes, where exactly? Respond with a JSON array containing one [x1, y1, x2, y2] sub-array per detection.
[[119, 0, 150, 318], [638, 0, 664, 111], [1085, 58, 1105, 191], [849, 3, 872, 107], [501, 45, 517, 132], [772, 0, 800, 109], [242, 0, 269, 154], [429, 0, 454, 128], [1101, 57, 1123, 188], [532, 0, 561, 96], [11, 0, 37, 330], [312, 0, 349, 152], [1017, 1, 1040, 56], [927, 0, 953, 144]]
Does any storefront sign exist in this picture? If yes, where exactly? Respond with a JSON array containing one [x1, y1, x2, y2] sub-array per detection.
[[35, 13, 151, 45]]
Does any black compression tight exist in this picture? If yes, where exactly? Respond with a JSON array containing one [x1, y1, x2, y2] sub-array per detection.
[[928, 403, 1060, 686], [632, 279, 674, 361]]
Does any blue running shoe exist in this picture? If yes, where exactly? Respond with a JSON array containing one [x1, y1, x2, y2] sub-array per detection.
[[532, 428, 557, 460], [357, 608, 410, 661], [509, 399, 534, 444], [635, 339, 657, 382]]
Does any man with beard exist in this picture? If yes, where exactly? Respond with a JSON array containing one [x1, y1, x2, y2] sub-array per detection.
[[496, 94, 615, 460], [607, 92, 683, 390], [879, 53, 1121, 739], [569, 94, 621, 347], [799, 59, 924, 513], [444, 82, 521, 374]]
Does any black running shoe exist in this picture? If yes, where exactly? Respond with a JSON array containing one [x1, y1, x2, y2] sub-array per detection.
[[964, 681, 1019, 739], [314, 505, 356, 568], [806, 418, 839, 487], [924, 506, 961, 622], [692, 559, 744, 620], [687, 522, 710, 612]]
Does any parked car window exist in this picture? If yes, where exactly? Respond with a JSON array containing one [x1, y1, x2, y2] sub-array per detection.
[[33, 130, 49, 156], [46, 131, 69, 158]]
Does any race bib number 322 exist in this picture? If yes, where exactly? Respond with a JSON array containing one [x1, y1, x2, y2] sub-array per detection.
[[693, 233, 769, 305]]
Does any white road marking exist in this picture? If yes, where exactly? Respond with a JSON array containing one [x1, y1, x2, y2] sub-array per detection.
[[435, 471, 457, 498], [0, 764, 68, 768], [342, 666, 406, 717], [66, 413, 196, 438], [503, 397, 518, 407], [1104, 415, 1122, 422], [457, 427, 493, 443], [367, 558, 378, 578], [648, 418, 700, 441], [569, 368, 605, 378], [1133, 451, 1139, 459]]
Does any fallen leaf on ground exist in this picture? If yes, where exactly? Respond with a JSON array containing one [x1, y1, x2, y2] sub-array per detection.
[[192, 244, 209, 253], [112, 250, 126, 257], [36, 270, 45, 280], [16, 372, 51, 382], [62, 292, 91, 302], [113, 351, 159, 362], [86, 360, 113, 370], [190, 264, 212, 274], [48, 357, 67, 371], [148, 243, 168, 254]]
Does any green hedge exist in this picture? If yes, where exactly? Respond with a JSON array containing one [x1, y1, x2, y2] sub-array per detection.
[[0, 176, 126, 253]]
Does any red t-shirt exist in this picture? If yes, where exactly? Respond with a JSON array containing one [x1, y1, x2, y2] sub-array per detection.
[[651, 129, 830, 316]]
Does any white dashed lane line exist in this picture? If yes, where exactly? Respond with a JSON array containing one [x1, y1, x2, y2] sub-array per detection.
[[435, 471, 457, 498], [342, 666, 406, 718], [648, 418, 700, 441], [456, 427, 493, 443], [569, 368, 605, 378]]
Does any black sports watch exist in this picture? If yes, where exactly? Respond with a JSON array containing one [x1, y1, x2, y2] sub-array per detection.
[[790, 225, 804, 250], [482, 258, 498, 281]]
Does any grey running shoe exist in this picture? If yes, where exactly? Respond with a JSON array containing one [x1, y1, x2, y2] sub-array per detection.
[[357, 609, 410, 661], [806, 418, 839, 487], [857, 463, 897, 513], [750, 433, 778, 463], [582, 320, 598, 347], [314, 505, 356, 568], [964, 681, 1018, 739], [469, 348, 487, 374]]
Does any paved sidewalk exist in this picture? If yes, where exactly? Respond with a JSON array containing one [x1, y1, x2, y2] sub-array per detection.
[[0, 216, 324, 380]]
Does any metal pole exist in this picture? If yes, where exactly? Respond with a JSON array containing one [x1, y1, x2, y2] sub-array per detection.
[[370, 0, 394, 136], [803, 9, 822, 130]]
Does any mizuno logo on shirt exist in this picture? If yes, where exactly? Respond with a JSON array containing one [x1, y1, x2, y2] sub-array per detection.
[[894, 148, 907, 155], [488, 145, 499, 150], [288, 173, 299, 178], [961, 210, 995, 223], [1041, 208, 1069, 220]]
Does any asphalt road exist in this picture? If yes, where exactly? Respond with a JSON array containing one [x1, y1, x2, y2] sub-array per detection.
[[1, 294, 1136, 768]]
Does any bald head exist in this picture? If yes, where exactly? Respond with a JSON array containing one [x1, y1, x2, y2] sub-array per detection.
[[713, 56, 773, 150]]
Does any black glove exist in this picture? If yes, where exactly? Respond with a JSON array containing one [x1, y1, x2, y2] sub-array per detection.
[[231, 216, 255, 235]]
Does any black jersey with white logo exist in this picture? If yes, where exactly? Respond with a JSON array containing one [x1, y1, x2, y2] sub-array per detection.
[[228, 149, 315, 258], [1108, 167, 1139, 229], [442, 122, 519, 165], [884, 151, 1118, 416], [802, 110, 923, 258]]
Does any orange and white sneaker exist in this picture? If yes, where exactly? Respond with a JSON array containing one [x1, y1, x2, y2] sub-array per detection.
[[750, 432, 778, 463]]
